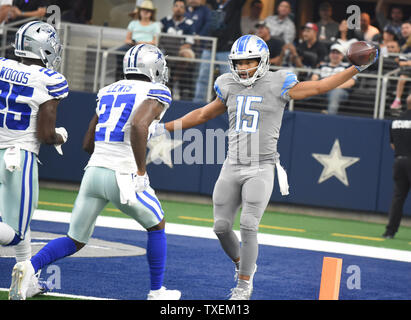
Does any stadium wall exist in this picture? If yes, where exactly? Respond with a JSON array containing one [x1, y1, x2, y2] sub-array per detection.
[[38, 91, 411, 216]]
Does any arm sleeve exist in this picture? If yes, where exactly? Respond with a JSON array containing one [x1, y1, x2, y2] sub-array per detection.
[[213, 75, 228, 104], [279, 69, 299, 102]]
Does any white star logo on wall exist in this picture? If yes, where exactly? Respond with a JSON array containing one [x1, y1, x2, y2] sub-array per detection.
[[312, 139, 360, 186], [146, 134, 183, 168]]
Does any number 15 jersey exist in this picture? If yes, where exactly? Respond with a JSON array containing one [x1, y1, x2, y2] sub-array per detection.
[[0, 58, 69, 155], [214, 69, 298, 164], [86, 79, 172, 173]]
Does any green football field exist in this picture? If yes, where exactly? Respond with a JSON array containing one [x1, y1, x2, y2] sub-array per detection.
[[36, 187, 411, 251], [1, 186, 410, 300]]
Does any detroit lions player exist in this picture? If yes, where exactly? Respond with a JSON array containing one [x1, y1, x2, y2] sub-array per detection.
[[149, 34, 378, 299], [0, 21, 68, 298], [9, 44, 181, 300]]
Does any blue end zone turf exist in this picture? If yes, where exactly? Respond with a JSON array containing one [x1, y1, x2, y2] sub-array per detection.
[[1, 219, 410, 300]]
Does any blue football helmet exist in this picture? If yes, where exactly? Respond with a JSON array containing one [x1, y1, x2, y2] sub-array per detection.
[[229, 35, 270, 86], [14, 21, 62, 70], [123, 44, 169, 84]]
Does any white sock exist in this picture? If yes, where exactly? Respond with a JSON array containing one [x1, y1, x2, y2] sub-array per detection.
[[395, 97, 401, 102], [14, 228, 32, 262], [0, 222, 16, 245]]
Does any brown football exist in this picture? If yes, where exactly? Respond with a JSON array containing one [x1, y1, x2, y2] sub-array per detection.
[[347, 41, 377, 66]]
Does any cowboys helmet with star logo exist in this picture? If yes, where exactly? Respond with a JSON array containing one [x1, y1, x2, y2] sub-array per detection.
[[123, 44, 169, 84], [13, 21, 62, 70]]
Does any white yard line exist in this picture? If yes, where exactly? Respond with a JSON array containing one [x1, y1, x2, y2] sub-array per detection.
[[33, 209, 411, 263], [0, 288, 113, 300]]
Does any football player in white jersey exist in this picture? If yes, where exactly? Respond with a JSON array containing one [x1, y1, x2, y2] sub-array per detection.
[[0, 21, 68, 298], [9, 44, 181, 300], [149, 34, 378, 299]]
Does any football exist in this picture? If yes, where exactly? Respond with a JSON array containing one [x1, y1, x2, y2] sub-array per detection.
[[347, 41, 377, 66]]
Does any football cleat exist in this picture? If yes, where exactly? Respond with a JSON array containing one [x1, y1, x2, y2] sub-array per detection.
[[147, 286, 181, 300], [9, 260, 35, 300], [229, 264, 257, 300], [26, 271, 51, 298]]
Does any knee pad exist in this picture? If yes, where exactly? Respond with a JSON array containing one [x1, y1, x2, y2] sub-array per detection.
[[240, 214, 259, 232], [213, 219, 231, 234]]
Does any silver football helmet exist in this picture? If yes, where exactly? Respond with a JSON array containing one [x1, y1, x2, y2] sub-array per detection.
[[229, 35, 270, 86], [123, 44, 168, 84], [14, 21, 62, 70]]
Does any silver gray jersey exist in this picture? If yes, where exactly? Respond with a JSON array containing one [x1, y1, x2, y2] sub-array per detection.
[[214, 70, 298, 164]]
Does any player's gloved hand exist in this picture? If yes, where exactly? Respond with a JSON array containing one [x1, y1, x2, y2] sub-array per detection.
[[54, 127, 68, 155], [354, 49, 379, 72], [148, 123, 166, 140], [134, 172, 150, 193]]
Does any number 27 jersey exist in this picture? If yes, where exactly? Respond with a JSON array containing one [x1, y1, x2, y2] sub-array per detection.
[[0, 58, 69, 155], [86, 79, 172, 173]]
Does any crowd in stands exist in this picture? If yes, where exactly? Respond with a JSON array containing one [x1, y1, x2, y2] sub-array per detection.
[[0, 0, 410, 115], [119, 0, 410, 115]]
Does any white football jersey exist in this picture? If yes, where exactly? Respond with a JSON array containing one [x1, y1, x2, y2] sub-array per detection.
[[86, 79, 172, 173], [0, 57, 69, 155]]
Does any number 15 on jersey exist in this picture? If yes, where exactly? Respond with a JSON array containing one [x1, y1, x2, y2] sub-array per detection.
[[235, 95, 262, 133]]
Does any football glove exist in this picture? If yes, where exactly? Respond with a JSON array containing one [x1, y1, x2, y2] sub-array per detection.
[[134, 172, 150, 193], [148, 123, 166, 140], [54, 127, 68, 155], [354, 49, 379, 72]]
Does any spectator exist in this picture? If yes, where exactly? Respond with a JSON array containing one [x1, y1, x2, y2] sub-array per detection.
[[125, 0, 160, 47], [7, 0, 48, 23], [185, 0, 212, 36], [264, 1, 296, 44], [288, 22, 328, 69], [316, 2, 339, 43], [399, 20, 411, 50], [115, 0, 160, 80], [374, 26, 399, 56], [0, 0, 14, 39], [0, 0, 14, 24], [390, 21, 411, 111], [381, 40, 401, 72], [160, 0, 195, 55], [241, 0, 262, 35], [335, 19, 363, 53], [193, 0, 246, 102], [160, 0, 196, 100], [311, 43, 356, 114], [61, 0, 92, 24], [360, 12, 380, 42], [375, 0, 404, 42], [255, 21, 284, 66]]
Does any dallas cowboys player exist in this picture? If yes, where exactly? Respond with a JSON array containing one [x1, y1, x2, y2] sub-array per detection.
[[9, 44, 181, 300], [150, 34, 378, 299], [0, 21, 68, 298]]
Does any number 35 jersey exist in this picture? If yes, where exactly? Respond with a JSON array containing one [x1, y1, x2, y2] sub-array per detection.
[[87, 79, 172, 173], [214, 70, 298, 164], [0, 58, 69, 155]]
